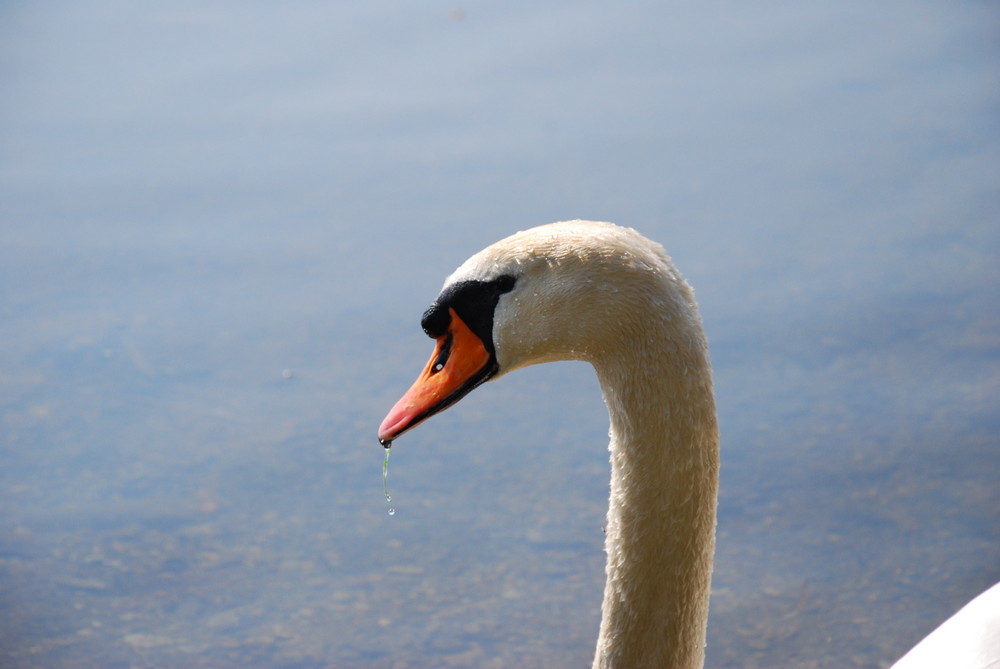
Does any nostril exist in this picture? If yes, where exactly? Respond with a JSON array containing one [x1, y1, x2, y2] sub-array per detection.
[[430, 332, 454, 374]]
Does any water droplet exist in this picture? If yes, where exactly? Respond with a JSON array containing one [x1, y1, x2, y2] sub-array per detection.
[[382, 446, 396, 516]]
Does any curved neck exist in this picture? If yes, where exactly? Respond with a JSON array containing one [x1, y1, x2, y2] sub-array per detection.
[[591, 334, 719, 669]]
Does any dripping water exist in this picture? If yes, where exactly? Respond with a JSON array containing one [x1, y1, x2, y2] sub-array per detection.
[[381, 439, 395, 516]]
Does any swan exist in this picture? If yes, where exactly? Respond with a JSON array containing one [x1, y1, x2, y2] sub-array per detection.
[[892, 581, 1000, 669], [379, 220, 714, 667], [377, 220, 998, 668]]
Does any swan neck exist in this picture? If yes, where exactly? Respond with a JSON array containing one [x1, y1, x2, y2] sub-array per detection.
[[593, 340, 719, 669]]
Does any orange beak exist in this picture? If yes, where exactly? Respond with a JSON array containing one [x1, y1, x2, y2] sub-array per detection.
[[378, 308, 493, 446]]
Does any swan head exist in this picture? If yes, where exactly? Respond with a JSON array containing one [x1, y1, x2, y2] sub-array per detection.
[[378, 220, 691, 445]]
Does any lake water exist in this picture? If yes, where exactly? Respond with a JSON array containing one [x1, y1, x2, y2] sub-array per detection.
[[1, 1, 997, 667]]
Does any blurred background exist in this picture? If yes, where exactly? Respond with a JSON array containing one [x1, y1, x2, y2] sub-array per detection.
[[1, 1, 997, 667]]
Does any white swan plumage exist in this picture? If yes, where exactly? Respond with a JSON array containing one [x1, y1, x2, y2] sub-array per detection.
[[891, 581, 1000, 669], [377, 220, 998, 668]]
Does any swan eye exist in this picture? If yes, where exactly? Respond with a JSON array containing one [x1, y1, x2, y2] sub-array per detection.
[[495, 274, 516, 294], [430, 332, 453, 374]]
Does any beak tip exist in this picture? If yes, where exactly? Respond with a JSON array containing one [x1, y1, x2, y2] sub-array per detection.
[[377, 424, 395, 446], [378, 405, 412, 445]]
